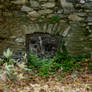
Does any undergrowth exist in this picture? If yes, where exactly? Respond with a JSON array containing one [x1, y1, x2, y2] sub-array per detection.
[[26, 40, 92, 78], [0, 48, 92, 80]]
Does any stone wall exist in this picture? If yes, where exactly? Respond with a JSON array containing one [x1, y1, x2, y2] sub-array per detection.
[[0, 0, 92, 56]]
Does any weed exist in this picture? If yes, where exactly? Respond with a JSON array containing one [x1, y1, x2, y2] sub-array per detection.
[[89, 63, 92, 67], [81, 58, 86, 63], [37, 16, 43, 20], [88, 59, 92, 62], [58, 77, 62, 81], [48, 16, 60, 23], [0, 59, 3, 65], [27, 51, 92, 77], [3, 48, 15, 65], [26, 40, 92, 77], [27, 52, 76, 77]]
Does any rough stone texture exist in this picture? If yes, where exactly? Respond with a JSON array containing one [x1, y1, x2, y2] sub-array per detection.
[[28, 11, 40, 17], [0, 0, 92, 57], [68, 14, 84, 21], [30, 1, 40, 8], [41, 2, 55, 8], [64, 23, 92, 56], [59, 0, 74, 13], [21, 5, 33, 12], [38, 9, 53, 15], [11, 0, 28, 4]]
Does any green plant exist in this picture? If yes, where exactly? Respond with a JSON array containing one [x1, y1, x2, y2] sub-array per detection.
[[27, 52, 92, 77], [58, 77, 62, 81], [74, 54, 91, 61], [58, 73, 66, 81], [3, 48, 14, 64], [81, 58, 86, 62], [27, 39, 92, 77], [27, 53, 59, 77], [0, 63, 18, 81], [88, 59, 92, 62], [27, 52, 74, 77], [88, 63, 92, 67], [37, 16, 43, 20], [0, 58, 3, 65], [49, 16, 60, 23], [3, 48, 13, 59]]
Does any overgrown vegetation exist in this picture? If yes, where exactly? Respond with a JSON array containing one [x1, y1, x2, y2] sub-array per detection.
[[0, 47, 92, 80], [27, 52, 92, 77], [0, 48, 29, 82], [27, 40, 92, 78]]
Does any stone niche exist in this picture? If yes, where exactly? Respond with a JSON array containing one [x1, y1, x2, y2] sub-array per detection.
[[26, 32, 62, 59]]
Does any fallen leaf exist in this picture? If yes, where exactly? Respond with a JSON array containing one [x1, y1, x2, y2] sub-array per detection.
[[17, 73, 24, 79], [0, 83, 4, 88], [75, 82, 80, 86], [19, 90, 24, 92], [0, 89, 3, 92], [0, 71, 8, 82]]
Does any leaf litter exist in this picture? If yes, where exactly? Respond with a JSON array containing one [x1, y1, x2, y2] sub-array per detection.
[[0, 70, 92, 92]]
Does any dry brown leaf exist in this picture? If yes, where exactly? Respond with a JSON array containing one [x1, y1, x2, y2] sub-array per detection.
[[0, 89, 3, 92], [0, 83, 4, 89]]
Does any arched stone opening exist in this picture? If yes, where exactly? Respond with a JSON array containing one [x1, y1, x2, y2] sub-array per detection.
[[26, 32, 63, 59]]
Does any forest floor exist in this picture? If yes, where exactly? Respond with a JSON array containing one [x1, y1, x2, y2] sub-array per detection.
[[0, 70, 92, 92], [0, 52, 92, 92]]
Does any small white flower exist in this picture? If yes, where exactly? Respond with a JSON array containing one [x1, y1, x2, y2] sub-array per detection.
[[3, 48, 13, 58]]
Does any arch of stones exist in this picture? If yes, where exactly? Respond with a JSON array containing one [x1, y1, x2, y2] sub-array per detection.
[[0, 0, 92, 57]]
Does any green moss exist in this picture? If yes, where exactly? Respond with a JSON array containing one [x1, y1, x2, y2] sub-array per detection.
[[48, 16, 60, 23], [37, 16, 43, 20]]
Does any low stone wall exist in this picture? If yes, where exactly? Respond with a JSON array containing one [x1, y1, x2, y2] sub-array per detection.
[[0, 0, 92, 56]]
